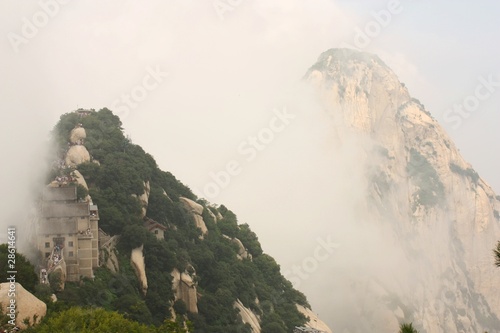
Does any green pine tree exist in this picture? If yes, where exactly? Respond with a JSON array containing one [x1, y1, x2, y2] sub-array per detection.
[[399, 322, 419, 333]]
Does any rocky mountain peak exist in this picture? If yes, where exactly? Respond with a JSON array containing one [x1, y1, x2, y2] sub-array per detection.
[[309, 48, 390, 74], [305, 48, 500, 333], [306, 48, 412, 141]]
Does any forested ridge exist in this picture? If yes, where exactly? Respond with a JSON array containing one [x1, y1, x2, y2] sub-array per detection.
[[2, 108, 310, 333]]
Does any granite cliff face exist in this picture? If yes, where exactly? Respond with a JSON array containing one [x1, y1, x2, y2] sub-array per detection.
[[305, 48, 500, 333], [0, 282, 46, 329]]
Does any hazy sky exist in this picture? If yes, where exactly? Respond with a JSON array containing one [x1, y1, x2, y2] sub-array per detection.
[[1, 0, 499, 328]]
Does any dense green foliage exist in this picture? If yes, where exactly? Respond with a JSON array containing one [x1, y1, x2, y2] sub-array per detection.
[[399, 322, 419, 333], [22, 307, 190, 333], [55, 108, 195, 235], [494, 241, 500, 268], [45, 109, 309, 331], [0, 244, 38, 293]]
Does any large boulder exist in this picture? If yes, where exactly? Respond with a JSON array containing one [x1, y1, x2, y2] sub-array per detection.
[[72, 169, 88, 190], [179, 197, 208, 238], [206, 207, 218, 222], [231, 237, 250, 260], [192, 215, 208, 237], [65, 145, 90, 167], [223, 235, 250, 260], [69, 127, 86, 144], [0, 282, 47, 329], [179, 197, 204, 215]]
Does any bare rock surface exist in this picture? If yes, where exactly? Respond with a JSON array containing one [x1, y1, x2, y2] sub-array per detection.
[[0, 282, 47, 329]]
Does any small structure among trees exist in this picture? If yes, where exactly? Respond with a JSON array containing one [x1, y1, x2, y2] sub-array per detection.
[[143, 217, 167, 240], [75, 108, 94, 117]]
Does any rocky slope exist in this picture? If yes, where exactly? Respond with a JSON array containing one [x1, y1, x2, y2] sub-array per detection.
[[0, 282, 46, 329], [305, 48, 500, 333]]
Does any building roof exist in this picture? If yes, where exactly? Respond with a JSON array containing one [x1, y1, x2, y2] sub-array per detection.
[[144, 218, 167, 231], [43, 187, 77, 202], [75, 108, 94, 113], [41, 202, 89, 218]]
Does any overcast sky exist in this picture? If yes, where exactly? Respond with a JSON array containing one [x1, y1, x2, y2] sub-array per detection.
[[1, 0, 499, 328]]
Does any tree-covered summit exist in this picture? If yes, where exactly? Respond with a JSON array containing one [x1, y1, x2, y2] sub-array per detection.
[[43, 108, 310, 332]]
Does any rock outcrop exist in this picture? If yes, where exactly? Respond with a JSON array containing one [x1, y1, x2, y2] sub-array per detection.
[[0, 282, 47, 329], [72, 169, 92, 202], [179, 197, 204, 215], [304, 48, 500, 333], [232, 237, 250, 260], [235, 299, 261, 333], [65, 145, 90, 166], [171, 268, 198, 313], [223, 235, 250, 260], [132, 181, 151, 218], [131, 245, 148, 295], [206, 207, 218, 222], [72, 169, 88, 190], [69, 127, 86, 144], [296, 305, 333, 333], [179, 197, 208, 237]]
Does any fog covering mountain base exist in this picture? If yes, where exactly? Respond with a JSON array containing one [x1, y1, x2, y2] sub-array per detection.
[[303, 48, 500, 333]]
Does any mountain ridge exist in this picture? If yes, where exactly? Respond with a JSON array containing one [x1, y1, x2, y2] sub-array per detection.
[[3, 47, 499, 333], [36, 107, 332, 333]]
